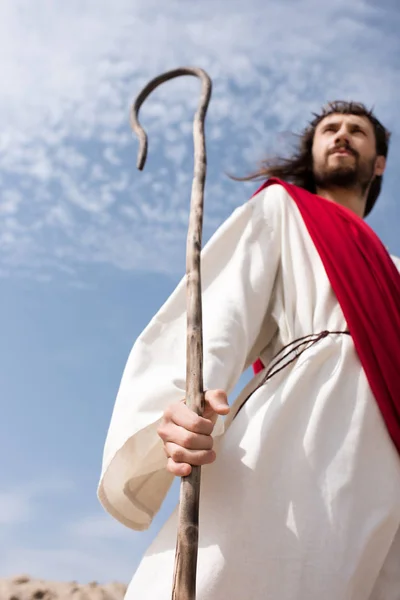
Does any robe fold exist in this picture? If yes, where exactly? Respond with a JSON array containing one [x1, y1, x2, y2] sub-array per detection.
[[98, 183, 400, 599]]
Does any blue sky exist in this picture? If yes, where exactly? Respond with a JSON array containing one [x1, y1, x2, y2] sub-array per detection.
[[0, 0, 399, 585]]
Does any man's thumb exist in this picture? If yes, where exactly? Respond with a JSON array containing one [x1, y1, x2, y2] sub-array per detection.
[[205, 389, 230, 415]]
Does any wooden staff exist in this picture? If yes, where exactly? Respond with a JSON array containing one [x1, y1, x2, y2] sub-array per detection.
[[130, 67, 212, 600]]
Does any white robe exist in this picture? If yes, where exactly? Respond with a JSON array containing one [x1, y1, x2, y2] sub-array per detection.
[[98, 184, 400, 599]]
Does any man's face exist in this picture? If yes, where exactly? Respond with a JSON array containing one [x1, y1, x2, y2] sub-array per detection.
[[312, 113, 385, 191]]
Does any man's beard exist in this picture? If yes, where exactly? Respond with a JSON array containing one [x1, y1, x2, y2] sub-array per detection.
[[313, 152, 376, 195]]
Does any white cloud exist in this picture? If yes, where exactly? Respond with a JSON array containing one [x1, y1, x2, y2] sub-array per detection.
[[0, 478, 75, 526], [0, 0, 399, 280], [0, 478, 139, 582], [67, 512, 135, 541], [0, 546, 134, 584], [0, 491, 32, 525], [0, 474, 181, 584], [0, 190, 22, 215]]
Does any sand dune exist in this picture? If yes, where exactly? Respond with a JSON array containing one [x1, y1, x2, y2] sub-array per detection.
[[0, 575, 127, 600]]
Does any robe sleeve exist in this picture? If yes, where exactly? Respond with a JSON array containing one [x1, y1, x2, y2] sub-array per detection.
[[97, 184, 285, 531]]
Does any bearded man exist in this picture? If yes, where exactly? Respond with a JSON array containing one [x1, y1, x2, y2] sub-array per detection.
[[98, 101, 400, 599]]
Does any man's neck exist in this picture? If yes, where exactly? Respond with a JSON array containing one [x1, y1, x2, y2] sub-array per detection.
[[315, 186, 367, 218]]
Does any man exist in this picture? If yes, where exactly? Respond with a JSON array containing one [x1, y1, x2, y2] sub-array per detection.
[[98, 101, 400, 599]]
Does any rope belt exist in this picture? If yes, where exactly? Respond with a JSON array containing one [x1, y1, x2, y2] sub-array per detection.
[[234, 329, 351, 419]]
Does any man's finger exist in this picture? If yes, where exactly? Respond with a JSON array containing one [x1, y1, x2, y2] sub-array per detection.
[[160, 424, 214, 450], [204, 389, 230, 417], [165, 401, 214, 435], [165, 442, 216, 466], [166, 458, 192, 477]]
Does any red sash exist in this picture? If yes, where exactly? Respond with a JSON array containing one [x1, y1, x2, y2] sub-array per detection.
[[252, 178, 400, 454]]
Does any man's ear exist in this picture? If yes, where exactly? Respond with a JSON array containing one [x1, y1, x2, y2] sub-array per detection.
[[375, 155, 386, 177]]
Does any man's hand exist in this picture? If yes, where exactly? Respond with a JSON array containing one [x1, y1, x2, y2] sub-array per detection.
[[157, 389, 230, 476]]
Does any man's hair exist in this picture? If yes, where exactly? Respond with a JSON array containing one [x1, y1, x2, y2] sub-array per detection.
[[235, 101, 391, 216]]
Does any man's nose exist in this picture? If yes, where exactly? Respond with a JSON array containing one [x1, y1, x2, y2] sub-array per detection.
[[334, 127, 351, 146]]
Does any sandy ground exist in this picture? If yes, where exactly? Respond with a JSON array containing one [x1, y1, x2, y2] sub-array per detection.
[[0, 575, 127, 600]]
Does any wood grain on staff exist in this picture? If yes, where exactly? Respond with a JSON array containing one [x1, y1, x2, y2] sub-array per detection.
[[130, 67, 213, 600]]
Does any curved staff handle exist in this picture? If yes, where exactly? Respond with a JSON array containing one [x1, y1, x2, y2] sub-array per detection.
[[131, 67, 213, 600]]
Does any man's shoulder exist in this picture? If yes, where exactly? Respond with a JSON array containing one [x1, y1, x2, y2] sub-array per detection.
[[248, 182, 294, 219], [250, 182, 289, 203]]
